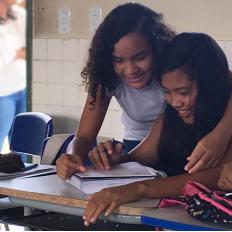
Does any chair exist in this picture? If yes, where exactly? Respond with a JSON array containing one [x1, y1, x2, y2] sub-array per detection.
[[9, 112, 53, 156], [41, 134, 75, 165], [40, 134, 112, 165]]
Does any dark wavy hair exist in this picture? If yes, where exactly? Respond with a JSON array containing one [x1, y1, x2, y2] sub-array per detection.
[[155, 32, 232, 176], [81, 3, 175, 107]]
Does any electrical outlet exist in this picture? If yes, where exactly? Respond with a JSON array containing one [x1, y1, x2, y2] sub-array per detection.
[[89, 6, 102, 34], [58, 7, 71, 33]]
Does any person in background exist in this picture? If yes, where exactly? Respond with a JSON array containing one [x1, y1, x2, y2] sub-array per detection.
[[218, 162, 232, 191], [56, 3, 232, 179], [83, 32, 232, 226], [0, 0, 26, 152], [16, 0, 25, 9]]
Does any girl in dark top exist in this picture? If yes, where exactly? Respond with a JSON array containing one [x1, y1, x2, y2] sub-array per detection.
[[83, 32, 232, 226], [155, 32, 231, 176]]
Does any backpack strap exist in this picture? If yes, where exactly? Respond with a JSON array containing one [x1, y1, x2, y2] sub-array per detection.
[[40, 134, 74, 165], [182, 181, 212, 196]]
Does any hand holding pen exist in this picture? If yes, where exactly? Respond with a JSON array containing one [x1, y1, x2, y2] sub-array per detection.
[[88, 140, 123, 170]]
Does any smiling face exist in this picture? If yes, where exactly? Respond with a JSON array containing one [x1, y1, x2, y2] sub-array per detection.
[[161, 69, 198, 124], [113, 32, 154, 89]]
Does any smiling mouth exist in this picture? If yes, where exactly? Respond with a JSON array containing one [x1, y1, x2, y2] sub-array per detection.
[[177, 109, 192, 118], [126, 73, 145, 83]]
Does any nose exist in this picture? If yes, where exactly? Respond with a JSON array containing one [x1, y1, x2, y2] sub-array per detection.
[[124, 61, 138, 75], [169, 95, 183, 108]]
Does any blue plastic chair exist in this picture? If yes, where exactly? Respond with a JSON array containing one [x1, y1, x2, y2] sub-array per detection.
[[9, 112, 53, 157], [41, 134, 75, 165], [41, 134, 96, 165]]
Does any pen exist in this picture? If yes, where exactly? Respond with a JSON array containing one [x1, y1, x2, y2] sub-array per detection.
[[21, 164, 38, 172]]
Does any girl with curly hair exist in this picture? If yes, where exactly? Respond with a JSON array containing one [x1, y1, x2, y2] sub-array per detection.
[[56, 3, 232, 180], [84, 32, 232, 226]]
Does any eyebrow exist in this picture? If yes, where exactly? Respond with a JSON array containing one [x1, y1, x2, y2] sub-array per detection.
[[113, 50, 151, 59], [163, 86, 191, 92]]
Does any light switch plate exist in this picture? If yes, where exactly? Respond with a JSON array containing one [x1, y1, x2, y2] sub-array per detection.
[[58, 7, 71, 34], [89, 6, 102, 34]]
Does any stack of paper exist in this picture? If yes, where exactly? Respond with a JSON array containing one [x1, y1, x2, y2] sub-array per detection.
[[0, 164, 56, 180], [67, 162, 166, 194]]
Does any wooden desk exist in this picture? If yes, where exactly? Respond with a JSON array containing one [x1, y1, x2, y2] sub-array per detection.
[[0, 174, 158, 225], [0, 174, 230, 230]]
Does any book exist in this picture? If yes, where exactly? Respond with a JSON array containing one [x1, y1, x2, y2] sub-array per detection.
[[66, 162, 166, 194]]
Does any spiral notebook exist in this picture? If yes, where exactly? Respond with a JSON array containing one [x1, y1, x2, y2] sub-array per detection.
[[66, 162, 166, 194]]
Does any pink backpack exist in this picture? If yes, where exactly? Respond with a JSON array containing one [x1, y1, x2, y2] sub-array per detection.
[[159, 181, 232, 224]]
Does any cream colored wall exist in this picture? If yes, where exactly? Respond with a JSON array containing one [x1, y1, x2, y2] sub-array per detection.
[[32, 0, 232, 139], [34, 0, 232, 39]]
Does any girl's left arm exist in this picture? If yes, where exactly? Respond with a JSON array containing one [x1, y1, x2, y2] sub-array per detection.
[[185, 93, 232, 173], [83, 139, 232, 226]]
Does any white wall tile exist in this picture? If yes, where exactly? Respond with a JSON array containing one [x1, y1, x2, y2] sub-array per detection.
[[216, 40, 225, 51], [32, 104, 48, 113], [63, 106, 82, 121], [80, 39, 91, 64], [77, 88, 88, 107], [63, 84, 79, 107], [47, 61, 63, 83], [62, 106, 82, 133], [46, 105, 64, 134], [32, 83, 47, 105], [47, 84, 63, 105], [46, 105, 63, 116], [33, 39, 47, 60], [224, 41, 232, 69], [63, 39, 80, 61], [63, 61, 82, 84], [47, 39, 63, 60], [33, 61, 47, 82]]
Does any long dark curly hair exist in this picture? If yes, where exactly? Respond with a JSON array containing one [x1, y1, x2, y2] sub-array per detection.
[[81, 3, 175, 107]]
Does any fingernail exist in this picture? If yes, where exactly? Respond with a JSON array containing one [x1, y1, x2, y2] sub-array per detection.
[[83, 216, 86, 220], [84, 221, 89, 226]]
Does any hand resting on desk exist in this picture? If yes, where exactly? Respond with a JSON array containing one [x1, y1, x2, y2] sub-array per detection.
[[56, 154, 86, 180]]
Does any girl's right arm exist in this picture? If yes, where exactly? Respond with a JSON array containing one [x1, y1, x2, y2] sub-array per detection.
[[56, 87, 111, 179]]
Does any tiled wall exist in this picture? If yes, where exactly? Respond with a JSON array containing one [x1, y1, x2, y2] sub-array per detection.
[[32, 38, 124, 140], [32, 38, 232, 140]]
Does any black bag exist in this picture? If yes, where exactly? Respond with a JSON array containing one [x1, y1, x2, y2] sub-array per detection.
[[0, 153, 25, 173]]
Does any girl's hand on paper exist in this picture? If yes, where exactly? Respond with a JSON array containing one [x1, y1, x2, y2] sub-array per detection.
[[88, 140, 122, 170], [218, 162, 232, 191], [56, 154, 86, 180], [83, 182, 144, 226], [184, 129, 227, 173]]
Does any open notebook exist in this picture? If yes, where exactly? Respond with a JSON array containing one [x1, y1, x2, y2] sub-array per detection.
[[66, 162, 167, 194]]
